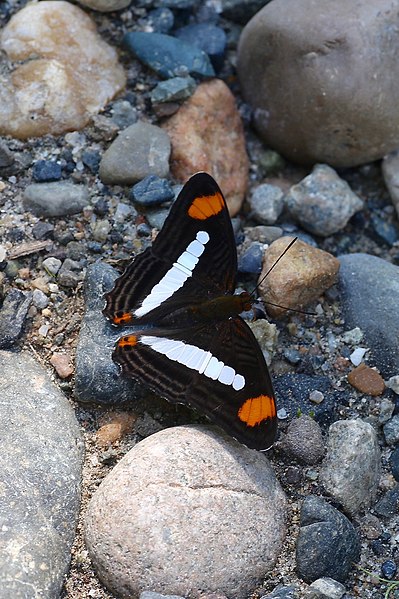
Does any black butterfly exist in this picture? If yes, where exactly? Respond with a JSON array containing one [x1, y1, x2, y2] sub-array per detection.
[[103, 172, 277, 450]]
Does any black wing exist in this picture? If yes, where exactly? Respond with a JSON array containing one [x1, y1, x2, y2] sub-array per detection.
[[104, 173, 237, 325], [113, 317, 277, 451]]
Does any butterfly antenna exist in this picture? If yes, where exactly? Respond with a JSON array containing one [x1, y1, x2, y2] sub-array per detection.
[[249, 237, 316, 317]]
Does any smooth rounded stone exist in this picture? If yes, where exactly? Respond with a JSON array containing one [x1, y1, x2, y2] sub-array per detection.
[[319, 419, 381, 515], [124, 31, 215, 79], [373, 484, 399, 518], [237, 0, 399, 167], [248, 183, 284, 225], [130, 175, 175, 206], [162, 79, 249, 216], [284, 165, 363, 237], [75, 261, 145, 404], [99, 122, 171, 185], [383, 414, 399, 446], [0, 350, 84, 598], [85, 426, 286, 599], [76, 0, 130, 11], [259, 236, 339, 318], [151, 76, 196, 104], [339, 254, 399, 376], [382, 149, 399, 218], [347, 363, 385, 396], [238, 242, 263, 274], [23, 181, 89, 217], [32, 159, 62, 182], [390, 446, 399, 481], [175, 23, 227, 71], [296, 496, 360, 583], [0, 289, 32, 349], [381, 560, 397, 580], [0, 1, 126, 139], [281, 416, 325, 465], [307, 577, 346, 599]]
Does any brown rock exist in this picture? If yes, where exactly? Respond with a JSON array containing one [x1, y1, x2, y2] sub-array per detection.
[[347, 363, 385, 396], [0, 1, 126, 138], [259, 236, 339, 318], [50, 352, 73, 379], [237, 0, 399, 167], [162, 79, 249, 216], [96, 411, 136, 447]]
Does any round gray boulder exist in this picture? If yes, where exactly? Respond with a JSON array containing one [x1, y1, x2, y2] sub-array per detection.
[[85, 425, 286, 599], [237, 0, 399, 167]]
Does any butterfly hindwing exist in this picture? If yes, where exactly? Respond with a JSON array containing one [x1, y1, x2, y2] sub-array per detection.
[[114, 316, 276, 451], [104, 173, 237, 325]]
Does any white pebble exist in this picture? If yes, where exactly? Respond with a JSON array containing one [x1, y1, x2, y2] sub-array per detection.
[[350, 347, 368, 366]]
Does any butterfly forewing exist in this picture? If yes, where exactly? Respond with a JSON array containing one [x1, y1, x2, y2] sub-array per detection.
[[104, 173, 237, 325]]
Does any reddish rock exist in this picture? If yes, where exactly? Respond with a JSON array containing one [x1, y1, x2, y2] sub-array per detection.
[[96, 411, 136, 447], [347, 363, 385, 396], [162, 79, 249, 216], [259, 236, 339, 318], [50, 352, 73, 379]]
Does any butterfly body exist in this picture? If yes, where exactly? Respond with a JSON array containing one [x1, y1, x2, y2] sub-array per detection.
[[104, 173, 277, 451]]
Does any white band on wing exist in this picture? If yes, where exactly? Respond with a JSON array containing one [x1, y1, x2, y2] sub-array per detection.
[[134, 231, 210, 317], [140, 334, 245, 390]]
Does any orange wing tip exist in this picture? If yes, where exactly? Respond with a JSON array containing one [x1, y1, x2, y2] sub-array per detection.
[[113, 312, 135, 325], [238, 395, 276, 427], [188, 192, 225, 220], [117, 335, 138, 348]]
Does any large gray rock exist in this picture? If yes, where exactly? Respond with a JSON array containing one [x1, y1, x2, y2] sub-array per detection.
[[339, 253, 399, 377], [23, 181, 89, 217], [320, 420, 381, 515], [0, 351, 84, 599], [237, 0, 399, 167], [85, 425, 286, 599]]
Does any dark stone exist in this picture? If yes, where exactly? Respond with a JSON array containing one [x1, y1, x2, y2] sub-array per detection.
[[75, 262, 146, 405], [373, 485, 399, 518], [175, 23, 227, 71], [237, 242, 263, 274], [273, 373, 341, 429], [32, 159, 62, 182], [124, 31, 215, 79], [0, 351, 84, 598], [130, 175, 175, 206], [82, 149, 101, 174], [150, 76, 196, 104], [0, 139, 14, 167], [93, 197, 109, 216], [381, 560, 397, 580], [390, 446, 399, 481], [137, 223, 152, 237], [146, 7, 174, 33], [0, 289, 32, 349], [339, 253, 399, 376], [296, 495, 360, 583], [32, 221, 55, 240], [370, 213, 399, 246]]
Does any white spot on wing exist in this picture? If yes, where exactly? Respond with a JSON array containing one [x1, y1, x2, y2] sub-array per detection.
[[233, 374, 245, 391], [204, 356, 224, 380]]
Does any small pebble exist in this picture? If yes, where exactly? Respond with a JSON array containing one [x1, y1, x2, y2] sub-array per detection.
[[309, 390, 324, 404], [370, 214, 399, 246], [42, 257, 62, 276], [50, 353, 74, 379], [32, 160, 62, 182], [32, 221, 54, 240], [341, 327, 364, 345], [146, 7, 174, 34], [347, 363, 385, 396], [82, 150, 101, 174], [96, 412, 137, 447], [151, 77, 196, 104], [349, 347, 368, 366], [174, 23, 227, 71], [381, 559, 397, 580], [383, 414, 399, 446], [32, 289, 49, 309], [92, 219, 111, 243], [386, 375, 399, 394], [390, 446, 399, 481], [130, 175, 175, 206], [238, 242, 263, 274], [248, 183, 284, 225], [308, 577, 346, 598]]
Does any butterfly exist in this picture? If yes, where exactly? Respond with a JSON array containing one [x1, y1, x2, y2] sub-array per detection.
[[103, 172, 277, 450]]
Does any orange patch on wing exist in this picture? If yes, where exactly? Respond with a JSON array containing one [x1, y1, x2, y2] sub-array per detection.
[[113, 312, 135, 325], [118, 335, 138, 348], [238, 395, 276, 427], [188, 192, 224, 220]]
